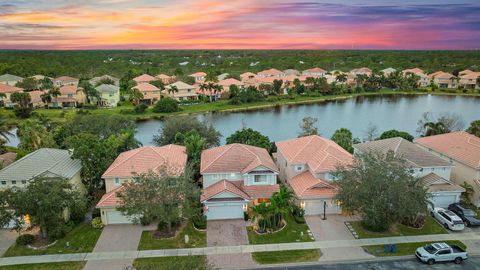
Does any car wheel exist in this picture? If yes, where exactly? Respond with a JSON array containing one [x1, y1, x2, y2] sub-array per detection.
[[427, 259, 435, 265], [444, 223, 449, 229], [466, 221, 471, 227], [454, 257, 463, 264]]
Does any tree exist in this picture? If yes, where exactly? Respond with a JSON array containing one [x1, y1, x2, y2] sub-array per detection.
[[331, 128, 354, 153], [417, 111, 465, 136], [153, 116, 221, 147], [79, 81, 99, 104], [466, 120, 480, 137], [298, 117, 318, 137], [15, 77, 38, 92], [460, 181, 475, 206], [226, 128, 273, 152], [39, 77, 54, 91], [363, 122, 378, 141], [423, 122, 449, 137], [378, 129, 414, 142], [0, 113, 13, 143], [272, 79, 283, 95], [130, 88, 144, 106], [96, 77, 115, 86], [153, 97, 179, 113], [150, 80, 165, 92], [17, 119, 56, 152], [48, 87, 61, 107], [334, 151, 427, 232], [167, 85, 179, 96], [118, 167, 199, 231], [10, 92, 33, 118], [174, 130, 206, 176]]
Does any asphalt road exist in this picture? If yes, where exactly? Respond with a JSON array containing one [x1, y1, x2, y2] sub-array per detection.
[[255, 256, 480, 270]]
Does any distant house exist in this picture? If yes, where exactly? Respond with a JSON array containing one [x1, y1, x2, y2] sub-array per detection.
[[381, 67, 397, 76], [132, 83, 161, 104], [415, 132, 480, 207], [133, 74, 156, 84], [53, 76, 79, 87], [218, 78, 244, 92], [0, 83, 23, 107], [155, 74, 175, 84], [200, 143, 279, 220], [51, 85, 85, 107], [165, 81, 198, 101], [0, 74, 24, 86], [275, 135, 354, 215], [189, 72, 207, 83], [403, 68, 430, 87], [350, 67, 372, 76], [458, 70, 480, 89], [28, 90, 46, 108], [97, 145, 187, 225], [89, 75, 120, 86], [257, 68, 285, 78], [240, 72, 256, 81], [283, 69, 300, 76], [353, 137, 464, 208], [95, 84, 120, 107], [429, 71, 456, 88], [302, 67, 327, 77]]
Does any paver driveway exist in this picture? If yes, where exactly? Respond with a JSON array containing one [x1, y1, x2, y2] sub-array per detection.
[[305, 215, 374, 261], [0, 230, 17, 256], [207, 219, 256, 269]]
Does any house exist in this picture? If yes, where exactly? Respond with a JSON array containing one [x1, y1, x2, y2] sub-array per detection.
[[165, 81, 198, 101], [53, 76, 79, 87], [415, 132, 480, 207], [156, 74, 175, 84], [429, 71, 456, 88], [95, 84, 120, 107], [0, 74, 24, 86], [132, 83, 161, 104], [257, 68, 285, 78], [200, 144, 279, 220], [133, 74, 156, 84], [275, 135, 354, 215], [218, 78, 244, 92], [350, 67, 372, 76], [189, 72, 207, 83], [302, 67, 327, 77], [28, 90, 46, 108], [0, 83, 23, 107], [89, 75, 120, 86], [51, 85, 85, 107], [381, 68, 397, 76], [403, 68, 430, 87], [458, 71, 480, 89], [353, 137, 464, 208], [240, 72, 256, 81], [0, 148, 84, 193], [283, 69, 300, 76], [97, 145, 187, 225]]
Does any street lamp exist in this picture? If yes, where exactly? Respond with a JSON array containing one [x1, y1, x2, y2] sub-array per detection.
[[322, 201, 327, 220]]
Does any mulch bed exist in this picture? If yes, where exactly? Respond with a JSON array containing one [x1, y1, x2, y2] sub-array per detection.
[[152, 222, 184, 239]]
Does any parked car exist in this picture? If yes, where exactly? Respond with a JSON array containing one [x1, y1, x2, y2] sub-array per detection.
[[416, 242, 467, 265], [431, 208, 465, 231], [448, 203, 480, 227]]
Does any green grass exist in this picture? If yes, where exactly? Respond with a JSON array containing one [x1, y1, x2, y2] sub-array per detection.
[[252, 249, 321, 264], [350, 216, 447, 239], [363, 240, 466, 257], [3, 224, 102, 257], [0, 262, 85, 270], [133, 256, 207, 270], [138, 222, 206, 250]]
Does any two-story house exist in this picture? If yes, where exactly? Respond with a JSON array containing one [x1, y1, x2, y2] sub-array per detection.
[[429, 71, 456, 88], [402, 68, 430, 87], [133, 74, 156, 85], [275, 135, 354, 215], [302, 67, 327, 77], [165, 81, 198, 101], [200, 144, 279, 220], [132, 83, 161, 104], [189, 72, 207, 83], [95, 84, 120, 107], [52, 85, 86, 107], [0, 83, 23, 107], [257, 68, 285, 78], [354, 137, 464, 208], [97, 145, 187, 225]]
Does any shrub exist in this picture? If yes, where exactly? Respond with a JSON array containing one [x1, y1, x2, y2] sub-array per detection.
[[192, 215, 207, 230], [91, 217, 104, 229], [153, 97, 180, 113], [244, 212, 249, 221], [291, 205, 306, 224], [13, 106, 33, 118], [157, 220, 167, 231], [48, 225, 67, 241], [92, 208, 101, 218], [140, 216, 151, 226], [82, 104, 98, 110], [16, 234, 35, 246], [134, 103, 148, 114]]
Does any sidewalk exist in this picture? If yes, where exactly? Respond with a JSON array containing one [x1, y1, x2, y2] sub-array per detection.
[[1, 232, 480, 267]]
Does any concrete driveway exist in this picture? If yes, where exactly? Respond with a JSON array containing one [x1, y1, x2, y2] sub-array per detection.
[[305, 215, 374, 261], [0, 230, 17, 256], [207, 219, 256, 269]]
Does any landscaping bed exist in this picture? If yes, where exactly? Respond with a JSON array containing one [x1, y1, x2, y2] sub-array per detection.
[[133, 256, 207, 270], [0, 262, 85, 270], [252, 249, 321, 264], [3, 224, 102, 257], [363, 240, 466, 257], [138, 221, 206, 250]]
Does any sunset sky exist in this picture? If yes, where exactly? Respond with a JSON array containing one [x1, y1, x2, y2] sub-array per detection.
[[0, 0, 479, 50]]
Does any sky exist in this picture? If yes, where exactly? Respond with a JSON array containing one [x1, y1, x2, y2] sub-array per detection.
[[0, 0, 479, 50]]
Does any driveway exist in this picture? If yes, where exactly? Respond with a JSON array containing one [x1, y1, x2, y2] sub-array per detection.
[[207, 219, 256, 269], [0, 230, 17, 256], [305, 215, 374, 261], [83, 224, 154, 270]]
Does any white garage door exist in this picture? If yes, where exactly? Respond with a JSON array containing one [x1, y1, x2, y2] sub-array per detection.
[[106, 211, 133, 224], [429, 194, 459, 208], [206, 202, 244, 220], [305, 200, 341, 216]]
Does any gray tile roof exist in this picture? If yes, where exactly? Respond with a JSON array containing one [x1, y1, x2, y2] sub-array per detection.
[[353, 137, 452, 168], [0, 148, 81, 181], [89, 75, 120, 86], [0, 74, 24, 82], [421, 173, 465, 193], [95, 84, 120, 93]]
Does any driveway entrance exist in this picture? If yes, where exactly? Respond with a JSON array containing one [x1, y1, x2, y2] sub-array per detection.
[[0, 230, 16, 256]]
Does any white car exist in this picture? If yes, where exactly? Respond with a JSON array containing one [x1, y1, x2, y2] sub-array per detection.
[[431, 208, 465, 231]]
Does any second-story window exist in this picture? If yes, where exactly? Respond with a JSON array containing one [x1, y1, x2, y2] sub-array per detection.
[[12, 180, 16, 185], [1, 181, 6, 185], [254, 175, 268, 184], [295, 165, 304, 172], [114, 178, 121, 185]]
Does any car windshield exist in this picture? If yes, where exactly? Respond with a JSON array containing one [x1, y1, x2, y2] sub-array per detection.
[[453, 220, 464, 225], [424, 245, 437, 254], [463, 209, 477, 217]]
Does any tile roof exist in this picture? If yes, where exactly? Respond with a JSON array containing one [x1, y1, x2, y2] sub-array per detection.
[[0, 74, 23, 82], [28, 90, 45, 104], [218, 78, 243, 87], [0, 148, 81, 182], [0, 83, 23, 94], [258, 68, 284, 76], [283, 69, 300, 75], [59, 85, 78, 95], [95, 84, 120, 93], [415, 132, 480, 169], [54, 76, 79, 83], [403, 68, 425, 74], [189, 72, 207, 77], [97, 186, 125, 208], [276, 135, 354, 173], [351, 67, 372, 74], [133, 74, 156, 83], [167, 81, 195, 90], [303, 67, 327, 73], [133, 83, 159, 92], [290, 170, 337, 199], [200, 179, 279, 201], [353, 137, 452, 168], [102, 145, 187, 178], [421, 173, 465, 193], [201, 143, 278, 174], [429, 71, 454, 79]]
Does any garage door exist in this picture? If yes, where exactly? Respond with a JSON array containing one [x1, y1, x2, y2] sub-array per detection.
[[106, 211, 133, 224], [206, 203, 244, 220], [429, 194, 459, 208], [305, 200, 341, 216]]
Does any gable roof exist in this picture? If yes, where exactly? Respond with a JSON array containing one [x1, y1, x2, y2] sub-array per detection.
[[102, 145, 187, 178], [351, 67, 372, 74], [167, 81, 195, 90], [96, 186, 125, 208], [200, 179, 279, 201], [200, 143, 278, 174], [289, 170, 337, 199], [54, 76, 79, 83], [133, 82, 159, 92], [0, 74, 23, 82], [189, 72, 207, 77], [415, 132, 480, 169], [0, 148, 81, 182], [218, 78, 243, 86], [156, 74, 173, 79], [59, 85, 78, 95], [353, 137, 452, 168], [421, 173, 465, 193], [133, 74, 156, 83], [0, 83, 23, 94], [240, 72, 256, 78], [403, 68, 425, 74], [258, 68, 284, 76], [303, 67, 327, 73], [276, 135, 354, 173], [95, 84, 120, 93]]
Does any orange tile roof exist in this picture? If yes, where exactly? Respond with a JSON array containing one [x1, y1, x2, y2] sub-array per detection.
[[429, 71, 453, 79], [240, 72, 256, 77], [218, 78, 243, 86], [403, 68, 425, 74], [54, 76, 78, 83], [415, 132, 480, 169], [0, 83, 23, 94], [189, 72, 207, 77], [156, 74, 172, 79], [28, 90, 45, 104], [133, 74, 156, 83], [97, 186, 125, 208], [200, 179, 279, 201], [258, 68, 284, 76], [351, 67, 372, 74], [102, 145, 187, 178], [200, 143, 278, 174], [303, 67, 327, 73], [276, 135, 354, 173], [133, 83, 159, 92], [59, 85, 78, 95], [290, 171, 337, 199]]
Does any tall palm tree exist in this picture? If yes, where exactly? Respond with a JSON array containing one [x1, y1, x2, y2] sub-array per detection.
[[249, 203, 269, 232], [130, 88, 144, 106], [423, 122, 448, 137], [49, 87, 61, 108], [460, 181, 474, 204], [0, 114, 12, 143], [167, 85, 179, 97], [40, 92, 52, 108]]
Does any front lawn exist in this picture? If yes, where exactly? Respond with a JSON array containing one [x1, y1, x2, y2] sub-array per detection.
[[138, 221, 206, 250], [363, 240, 466, 257], [247, 213, 319, 264], [350, 216, 447, 239], [3, 224, 102, 257], [0, 262, 85, 270], [133, 256, 207, 270]]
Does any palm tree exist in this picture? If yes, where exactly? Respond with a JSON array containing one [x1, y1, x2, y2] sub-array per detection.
[[40, 92, 52, 108], [273, 185, 294, 209], [249, 203, 269, 232], [167, 85, 179, 99], [130, 88, 144, 106], [460, 182, 475, 205], [49, 87, 61, 108], [0, 114, 12, 143], [423, 122, 448, 137]]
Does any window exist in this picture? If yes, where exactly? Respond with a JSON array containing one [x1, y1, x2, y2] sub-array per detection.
[[21, 180, 26, 184], [295, 165, 304, 172], [67, 94, 73, 98], [1, 181, 5, 185], [12, 180, 16, 185], [254, 175, 268, 183], [431, 168, 434, 172], [114, 178, 121, 185], [437, 250, 451, 255]]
